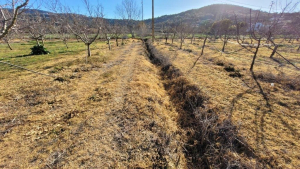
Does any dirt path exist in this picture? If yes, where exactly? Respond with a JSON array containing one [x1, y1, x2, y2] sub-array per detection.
[[0, 41, 186, 168], [66, 41, 185, 168]]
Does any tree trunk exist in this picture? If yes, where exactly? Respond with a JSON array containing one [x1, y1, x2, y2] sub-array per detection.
[[270, 45, 278, 58], [85, 44, 91, 64], [180, 38, 184, 49], [87, 44, 91, 57], [42, 38, 45, 46], [250, 39, 261, 71], [64, 40, 69, 49], [189, 36, 208, 71], [172, 33, 176, 44], [297, 45, 300, 51], [116, 38, 119, 46], [36, 39, 40, 46], [201, 37, 208, 55], [107, 39, 111, 50], [191, 36, 195, 44], [165, 37, 167, 44], [222, 40, 227, 52], [130, 28, 135, 38], [6, 41, 13, 50], [122, 38, 124, 45]]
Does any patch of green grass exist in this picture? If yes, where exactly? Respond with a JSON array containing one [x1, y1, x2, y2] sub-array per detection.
[[0, 41, 87, 72], [51, 58, 83, 69]]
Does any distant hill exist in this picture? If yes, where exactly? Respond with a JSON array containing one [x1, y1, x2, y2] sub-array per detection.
[[6, 8, 50, 15], [7, 4, 297, 28], [144, 4, 265, 26], [22, 9, 50, 15]]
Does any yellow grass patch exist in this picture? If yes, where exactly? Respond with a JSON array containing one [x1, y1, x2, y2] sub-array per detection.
[[153, 38, 300, 168], [0, 40, 186, 168]]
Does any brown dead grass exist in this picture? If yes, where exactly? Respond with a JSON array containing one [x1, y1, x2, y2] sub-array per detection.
[[146, 40, 260, 168], [153, 38, 300, 169], [0, 40, 186, 168], [1, 37, 299, 168]]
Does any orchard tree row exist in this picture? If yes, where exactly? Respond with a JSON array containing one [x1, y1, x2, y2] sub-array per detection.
[[1, 0, 299, 70]]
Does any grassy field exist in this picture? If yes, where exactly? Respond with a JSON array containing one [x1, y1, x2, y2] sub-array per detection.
[[0, 38, 299, 168], [0, 39, 188, 168]]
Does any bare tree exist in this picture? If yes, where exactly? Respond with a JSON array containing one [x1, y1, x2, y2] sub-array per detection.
[[103, 21, 112, 50], [235, 0, 299, 71], [52, 14, 71, 48], [161, 24, 170, 44], [0, 0, 29, 39], [211, 19, 233, 52], [177, 22, 191, 49], [190, 25, 197, 44], [25, 12, 49, 46], [264, 1, 298, 58], [210, 21, 219, 41], [46, 0, 71, 49], [116, 0, 140, 38], [189, 36, 208, 71], [2, 29, 16, 50], [56, 16, 71, 49], [199, 20, 213, 42], [170, 22, 179, 44], [290, 14, 300, 51], [136, 21, 148, 38], [66, 0, 104, 62], [111, 21, 125, 47], [235, 10, 266, 71]]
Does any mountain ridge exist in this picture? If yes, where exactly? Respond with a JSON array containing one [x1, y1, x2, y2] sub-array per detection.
[[10, 4, 297, 26]]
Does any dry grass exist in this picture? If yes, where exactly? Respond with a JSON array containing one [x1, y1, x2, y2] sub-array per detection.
[[146, 40, 259, 168], [1, 37, 299, 168], [0, 40, 186, 168], [152, 38, 300, 168]]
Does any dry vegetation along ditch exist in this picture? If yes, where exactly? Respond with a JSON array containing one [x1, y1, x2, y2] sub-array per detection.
[[150, 38, 300, 169], [0, 40, 189, 168], [0, 38, 299, 168], [144, 39, 264, 168]]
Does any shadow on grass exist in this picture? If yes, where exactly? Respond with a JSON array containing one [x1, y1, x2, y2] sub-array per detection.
[[251, 71, 272, 110], [15, 54, 33, 58], [229, 70, 299, 167], [144, 39, 259, 168]]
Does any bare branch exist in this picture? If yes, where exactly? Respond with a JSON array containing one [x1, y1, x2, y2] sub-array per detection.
[[0, 0, 29, 39]]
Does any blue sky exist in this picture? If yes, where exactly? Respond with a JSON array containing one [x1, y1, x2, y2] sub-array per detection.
[[42, 0, 298, 19]]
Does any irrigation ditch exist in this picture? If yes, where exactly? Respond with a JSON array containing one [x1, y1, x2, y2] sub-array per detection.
[[142, 39, 271, 168]]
